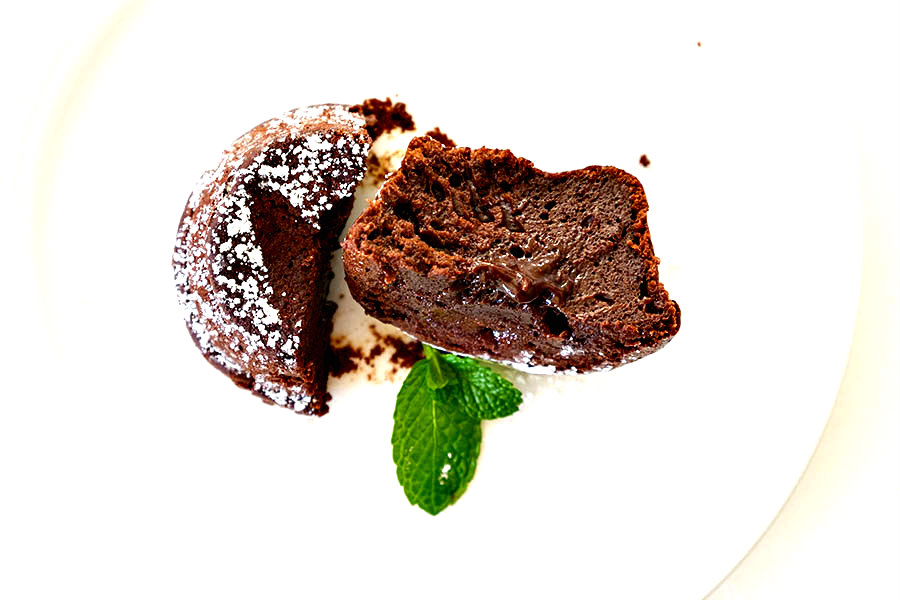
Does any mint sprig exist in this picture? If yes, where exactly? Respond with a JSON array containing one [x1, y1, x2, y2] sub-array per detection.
[[391, 346, 523, 515], [439, 352, 522, 420]]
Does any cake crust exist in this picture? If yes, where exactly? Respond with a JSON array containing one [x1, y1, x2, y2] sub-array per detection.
[[342, 137, 680, 373], [173, 104, 370, 415]]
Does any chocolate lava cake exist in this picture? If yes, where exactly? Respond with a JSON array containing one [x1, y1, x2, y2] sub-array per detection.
[[342, 137, 680, 373], [173, 105, 370, 415]]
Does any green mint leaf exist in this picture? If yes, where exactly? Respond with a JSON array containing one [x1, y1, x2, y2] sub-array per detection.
[[391, 360, 481, 515], [424, 345, 451, 390], [391, 347, 524, 515], [439, 353, 523, 420]]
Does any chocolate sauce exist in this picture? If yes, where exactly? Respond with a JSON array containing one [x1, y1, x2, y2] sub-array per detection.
[[474, 254, 573, 304]]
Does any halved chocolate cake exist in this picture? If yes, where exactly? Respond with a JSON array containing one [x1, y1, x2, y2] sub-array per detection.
[[173, 105, 370, 415], [342, 137, 680, 373]]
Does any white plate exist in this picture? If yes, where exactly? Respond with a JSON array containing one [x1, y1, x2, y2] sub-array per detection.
[[13, 1, 861, 598]]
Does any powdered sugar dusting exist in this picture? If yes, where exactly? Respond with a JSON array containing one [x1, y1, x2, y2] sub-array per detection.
[[173, 104, 369, 413], [255, 128, 366, 230], [252, 378, 313, 411]]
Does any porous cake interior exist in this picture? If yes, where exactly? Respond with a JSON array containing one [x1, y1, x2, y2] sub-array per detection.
[[344, 137, 679, 371]]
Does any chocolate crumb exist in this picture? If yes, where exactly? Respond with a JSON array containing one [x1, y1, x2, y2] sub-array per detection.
[[390, 339, 425, 369], [327, 330, 422, 379], [639, 154, 651, 167], [425, 127, 456, 147], [349, 98, 415, 140], [370, 325, 424, 368], [327, 344, 363, 377]]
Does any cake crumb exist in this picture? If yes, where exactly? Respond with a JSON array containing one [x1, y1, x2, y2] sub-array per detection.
[[370, 325, 424, 368], [425, 127, 456, 147], [327, 344, 363, 377], [349, 98, 416, 140], [327, 330, 422, 379], [697, 41, 702, 47], [639, 154, 651, 167]]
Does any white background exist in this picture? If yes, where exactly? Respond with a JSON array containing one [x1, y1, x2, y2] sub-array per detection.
[[2, 1, 898, 598]]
